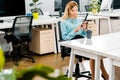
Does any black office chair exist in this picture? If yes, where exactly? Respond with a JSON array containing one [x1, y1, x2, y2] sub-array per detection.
[[4, 16, 35, 66], [58, 21, 91, 79], [85, 5, 90, 12]]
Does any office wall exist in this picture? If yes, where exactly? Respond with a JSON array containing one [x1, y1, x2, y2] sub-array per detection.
[[80, 0, 90, 12], [25, 0, 90, 15], [25, 0, 54, 15]]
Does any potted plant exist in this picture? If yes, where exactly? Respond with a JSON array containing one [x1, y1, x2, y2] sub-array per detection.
[[89, 0, 100, 14], [29, 0, 42, 19]]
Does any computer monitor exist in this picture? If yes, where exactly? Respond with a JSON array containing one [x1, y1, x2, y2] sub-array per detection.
[[100, 0, 113, 11], [54, 0, 62, 11], [54, 0, 80, 17], [54, 0, 80, 12], [61, 0, 80, 12], [0, 0, 25, 17], [112, 0, 120, 9]]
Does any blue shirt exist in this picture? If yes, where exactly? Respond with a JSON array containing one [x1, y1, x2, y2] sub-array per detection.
[[60, 18, 86, 40]]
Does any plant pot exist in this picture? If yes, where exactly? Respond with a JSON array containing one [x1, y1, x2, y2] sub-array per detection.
[[32, 12, 39, 19], [92, 9, 98, 15]]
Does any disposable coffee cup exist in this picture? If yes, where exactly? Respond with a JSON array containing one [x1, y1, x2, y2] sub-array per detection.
[[86, 30, 92, 39]]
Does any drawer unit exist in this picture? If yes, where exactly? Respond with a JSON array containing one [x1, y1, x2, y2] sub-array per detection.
[[30, 28, 54, 54], [40, 38, 54, 54]]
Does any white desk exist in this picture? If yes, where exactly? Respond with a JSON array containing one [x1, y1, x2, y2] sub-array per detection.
[[103, 49, 120, 80], [59, 32, 120, 80], [0, 15, 59, 53]]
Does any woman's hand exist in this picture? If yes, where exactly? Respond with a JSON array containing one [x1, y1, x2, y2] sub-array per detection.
[[81, 21, 88, 31], [74, 21, 88, 32]]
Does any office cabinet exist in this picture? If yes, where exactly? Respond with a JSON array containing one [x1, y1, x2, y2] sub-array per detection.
[[100, 18, 120, 35], [111, 19, 120, 32], [30, 28, 54, 54]]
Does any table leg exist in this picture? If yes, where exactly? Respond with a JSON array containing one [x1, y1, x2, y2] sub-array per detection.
[[68, 49, 75, 77], [55, 23, 61, 53], [108, 17, 112, 33], [52, 23, 57, 53], [109, 58, 114, 80], [95, 55, 101, 80]]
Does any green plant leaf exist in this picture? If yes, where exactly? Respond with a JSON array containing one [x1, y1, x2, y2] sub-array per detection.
[[17, 64, 71, 80], [33, 0, 39, 3], [29, 3, 34, 6], [89, 0, 100, 12], [29, 0, 42, 13]]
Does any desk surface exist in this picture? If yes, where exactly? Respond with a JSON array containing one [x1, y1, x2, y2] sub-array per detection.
[[0, 15, 59, 29], [59, 32, 120, 56], [97, 11, 120, 17]]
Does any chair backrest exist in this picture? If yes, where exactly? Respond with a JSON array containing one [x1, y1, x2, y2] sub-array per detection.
[[58, 21, 63, 41], [85, 5, 90, 12], [58, 21, 71, 58], [12, 16, 33, 37]]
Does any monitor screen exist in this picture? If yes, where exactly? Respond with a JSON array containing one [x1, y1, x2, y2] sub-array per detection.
[[100, 0, 112, 11], [0, 0, 5, 16], [54, 0, 80, 12], [54, 0, 62, 11], [112, 0, 120, 9], [0, 0, 25, 17], [61, 0, 80, 12]]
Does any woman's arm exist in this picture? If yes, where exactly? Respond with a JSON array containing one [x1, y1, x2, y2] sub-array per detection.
[[60, 21, 76, 40], [75, 21, 88, 37], [74, 25, 82, 32]]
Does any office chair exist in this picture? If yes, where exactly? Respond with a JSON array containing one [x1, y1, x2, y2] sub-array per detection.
[[0, 32, 13, 60], [58, 21, 91, 79], [85, 5, 90, 12], [4, 16, 35, 66]]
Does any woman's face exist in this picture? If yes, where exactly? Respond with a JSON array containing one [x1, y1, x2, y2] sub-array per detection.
[[69, 6, 78, 18]]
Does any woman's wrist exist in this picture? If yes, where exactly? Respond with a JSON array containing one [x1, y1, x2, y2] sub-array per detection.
[[83, 28, 87, 31], [74, 29, 78, 32], [74, 27, 79, 32]]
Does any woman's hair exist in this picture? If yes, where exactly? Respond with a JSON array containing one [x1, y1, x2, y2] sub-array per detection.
[[62, 1, 78, 20]]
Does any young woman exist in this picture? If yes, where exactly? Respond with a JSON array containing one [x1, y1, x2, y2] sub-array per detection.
[[60, 1, 87, 40], [60, 1, 109, 80]]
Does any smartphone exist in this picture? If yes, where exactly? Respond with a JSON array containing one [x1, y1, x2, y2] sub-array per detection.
[[83, 13, 88, 22], [81, 13, 88, 28]]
